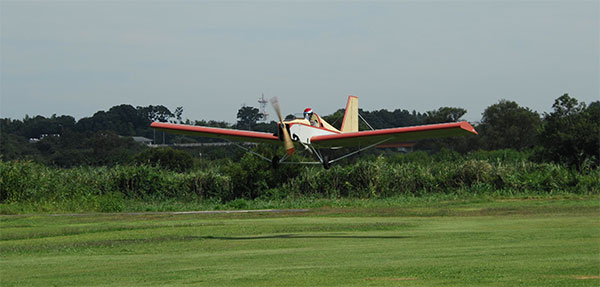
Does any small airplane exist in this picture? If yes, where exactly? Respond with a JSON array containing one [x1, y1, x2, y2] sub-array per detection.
[[151, 96, 477, 169]]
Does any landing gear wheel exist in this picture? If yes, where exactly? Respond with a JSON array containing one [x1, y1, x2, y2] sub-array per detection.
[[271, 156, 280, 169], [323, 155, 330, 169]]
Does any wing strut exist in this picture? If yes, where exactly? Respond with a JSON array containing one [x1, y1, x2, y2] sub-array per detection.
[[358, 112, 375, 131], [226, 140, 272, 162], [329, 137, 392, 164], [308, 145, 325, 163], [226, 137, 393, 169]]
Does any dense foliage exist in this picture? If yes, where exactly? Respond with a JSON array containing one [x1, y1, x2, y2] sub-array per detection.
[[478, 100, 541, 150], [1, 150, 598, 212], [133, 147, 194, 172], [536, 94, 600, 168]]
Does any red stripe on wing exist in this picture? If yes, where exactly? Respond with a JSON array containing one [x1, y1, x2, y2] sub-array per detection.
[[150, 122, 280, 144]]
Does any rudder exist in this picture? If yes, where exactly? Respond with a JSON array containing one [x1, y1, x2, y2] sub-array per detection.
[[340, 96, 358, 133]]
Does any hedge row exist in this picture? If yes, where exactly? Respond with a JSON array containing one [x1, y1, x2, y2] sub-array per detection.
[[284, 157, 599, 197], [1, 157, 598, 205], [0, 161, 231, 203]]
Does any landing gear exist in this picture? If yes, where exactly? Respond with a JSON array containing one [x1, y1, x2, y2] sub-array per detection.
[[322, 155, 330, 169], [271, 156, 280, 169]]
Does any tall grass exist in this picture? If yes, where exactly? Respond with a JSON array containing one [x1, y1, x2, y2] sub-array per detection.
[[0, 161, 231, 212], [1, 150, 598, 213], [284, 157, 599, 197]]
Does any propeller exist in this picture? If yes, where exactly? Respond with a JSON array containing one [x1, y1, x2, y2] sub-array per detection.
[[270, 97, 295, 155]]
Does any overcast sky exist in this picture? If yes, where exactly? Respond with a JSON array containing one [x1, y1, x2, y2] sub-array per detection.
[[1, 0, 598, 123]]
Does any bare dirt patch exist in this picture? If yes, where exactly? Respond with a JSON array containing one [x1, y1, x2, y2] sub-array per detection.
[[575, 276, 600, 280]]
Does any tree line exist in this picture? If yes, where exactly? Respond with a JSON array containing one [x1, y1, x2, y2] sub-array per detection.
[[1, 94, 598, 169]]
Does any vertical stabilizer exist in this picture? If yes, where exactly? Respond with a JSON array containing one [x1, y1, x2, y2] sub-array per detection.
[[340, 96, 358, 133]]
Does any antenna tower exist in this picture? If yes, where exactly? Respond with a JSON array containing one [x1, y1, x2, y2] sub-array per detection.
[[258, 93, 269, 121]]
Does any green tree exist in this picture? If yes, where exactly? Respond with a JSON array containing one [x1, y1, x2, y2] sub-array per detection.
[[133, 147, 193, 172], [173, 106, 183, 123], [137, 105, 174, 123], [321, 109, 345, 129], [416, 107, 470, 153], [12, 115, 75, 138], [321, 108, 426, 131], [236, 106, 261, 130], [0, 133, 42, 161], [85, 131, 145, 166], [537, 94, 599, 168], [479, 100, 541, 150], [76, 104, 150, 136], [424, 107, 467, 124]]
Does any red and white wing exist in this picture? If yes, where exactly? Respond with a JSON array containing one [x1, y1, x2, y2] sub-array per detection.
[[310, 121, 477, 148], [150, 122, 280, 144]]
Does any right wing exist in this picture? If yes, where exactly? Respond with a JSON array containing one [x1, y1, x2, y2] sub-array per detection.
[[310, 121, 477, 148], [150, 122, 281, 145]]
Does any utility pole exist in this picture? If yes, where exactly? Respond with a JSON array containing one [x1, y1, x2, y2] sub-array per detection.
[[258, 93, 269, 122]]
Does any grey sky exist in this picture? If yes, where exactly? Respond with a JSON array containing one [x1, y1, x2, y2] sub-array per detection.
[[1, 1, 598, 123]]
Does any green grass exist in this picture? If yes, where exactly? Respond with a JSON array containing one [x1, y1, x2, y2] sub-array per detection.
[[1, 198, 599, 286]]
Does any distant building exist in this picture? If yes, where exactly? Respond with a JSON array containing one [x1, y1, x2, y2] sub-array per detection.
[[132, 136, 153, 145], [41, 133, 60, 138], [29, 133, 60, 143]]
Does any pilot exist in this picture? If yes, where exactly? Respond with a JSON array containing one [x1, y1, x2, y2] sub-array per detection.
[[303, 108, 319, 127]]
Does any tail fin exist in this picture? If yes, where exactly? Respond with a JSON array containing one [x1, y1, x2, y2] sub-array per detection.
[[340, 96, 358, 133]]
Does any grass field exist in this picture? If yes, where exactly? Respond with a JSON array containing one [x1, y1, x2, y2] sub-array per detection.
[[1, 198, 599, 286]]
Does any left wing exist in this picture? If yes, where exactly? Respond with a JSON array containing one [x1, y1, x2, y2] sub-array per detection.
[[150, 122, 281, 144], [310, 121, 477, 148]]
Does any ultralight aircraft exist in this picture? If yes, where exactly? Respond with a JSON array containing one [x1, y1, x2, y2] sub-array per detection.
[[151, 96, 477, 169]]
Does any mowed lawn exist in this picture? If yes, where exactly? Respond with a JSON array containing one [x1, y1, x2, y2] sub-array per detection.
[[1, 199, 599, 286]]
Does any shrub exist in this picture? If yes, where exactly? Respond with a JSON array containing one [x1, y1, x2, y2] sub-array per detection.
[[468, 149, 532, 163], [453, 160, 494, 187], [0, 161, 40, 203], [97, 192, 125, 212]]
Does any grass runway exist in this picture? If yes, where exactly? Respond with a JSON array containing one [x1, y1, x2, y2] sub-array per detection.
[[1, 198, 599, 286]]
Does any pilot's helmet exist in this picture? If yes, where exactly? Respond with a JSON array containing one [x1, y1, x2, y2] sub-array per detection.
[[303, 108, 313, 119]]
